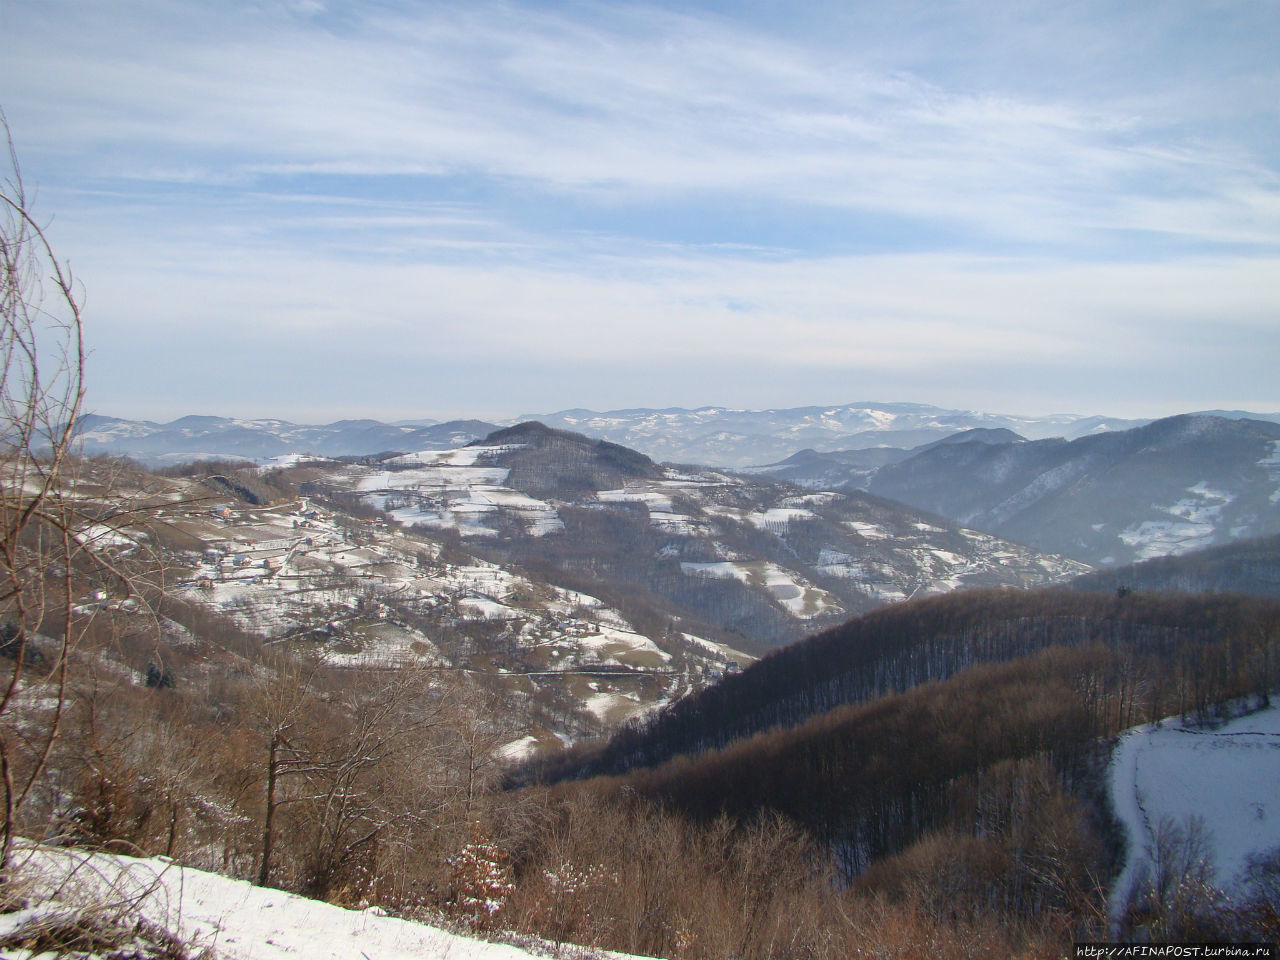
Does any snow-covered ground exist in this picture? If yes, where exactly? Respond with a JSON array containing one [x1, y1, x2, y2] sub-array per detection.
[[744, 507, 818, 531], [845, 520, 889, 539], [1118, 481, 1235, 560], [597, 488, 674, 512], [1108, 700, 1280, 924], [3, 845, 644, 960], [354, 446, 564, 540], [678, 560, 842, 619], [160, 495, 746, 748]]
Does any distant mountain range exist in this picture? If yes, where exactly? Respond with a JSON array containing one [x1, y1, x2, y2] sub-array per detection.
[[760, 414, 1280, 566], [75, 405, 1280, 570], [74, 413, 498, 464], [70, 402, 1155, 467], [857, 415, 1280, 566], [77, 403, 1280, 470], [521, 402, 1153, 467]]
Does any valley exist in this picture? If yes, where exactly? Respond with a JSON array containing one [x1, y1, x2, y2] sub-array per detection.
[[147, 420, 1087, 759], [7, 402, 1280, 958]]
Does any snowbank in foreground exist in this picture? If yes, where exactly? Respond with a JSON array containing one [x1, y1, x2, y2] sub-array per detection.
[[1108, 700, 1280, 923], [3, 846, 633, 960]]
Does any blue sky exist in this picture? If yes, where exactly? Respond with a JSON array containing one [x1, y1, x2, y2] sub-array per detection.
[[1, 0, 1277, 423]]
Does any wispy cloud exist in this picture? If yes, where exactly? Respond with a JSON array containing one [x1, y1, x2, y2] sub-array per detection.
[[2, 0, 1277, 420], [10, 1, 1274, 244]]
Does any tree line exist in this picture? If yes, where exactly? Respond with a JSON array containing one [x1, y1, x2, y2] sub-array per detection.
[[524, 588, 1280, 783]]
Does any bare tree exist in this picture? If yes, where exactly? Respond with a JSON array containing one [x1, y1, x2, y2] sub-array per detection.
[[250, 652, 318, 888], [0, 113, 87, 868], [1125, 815, 1224, 939], [248, 656, 468, 896], [289, 666, 459, 899], [0, 113, 174, 869]]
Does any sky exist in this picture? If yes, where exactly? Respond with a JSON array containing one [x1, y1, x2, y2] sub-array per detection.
[[1, 0, 1278, 424]]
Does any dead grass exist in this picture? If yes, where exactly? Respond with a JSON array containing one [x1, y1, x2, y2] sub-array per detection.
[[0, 847, 211, 960]]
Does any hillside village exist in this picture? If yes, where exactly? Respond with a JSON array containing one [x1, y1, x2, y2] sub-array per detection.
[[150, 477, 750, 755]]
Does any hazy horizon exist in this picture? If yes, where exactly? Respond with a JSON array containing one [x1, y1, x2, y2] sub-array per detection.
[[79, 399, 1280, 430]]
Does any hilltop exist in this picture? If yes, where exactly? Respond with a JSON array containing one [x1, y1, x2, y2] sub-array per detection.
[[760, 413, 1280, 566]]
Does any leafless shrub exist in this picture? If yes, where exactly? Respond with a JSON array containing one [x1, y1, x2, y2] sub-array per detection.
[[1124, 814, 1225, 940], [1227, 845, 1280, 940], [0, 846, 211, 959]]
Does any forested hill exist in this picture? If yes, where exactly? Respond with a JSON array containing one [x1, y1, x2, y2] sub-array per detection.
[[1070, 533, 1280, 597], [540, 591, 1280, 896], [865, 413, 1280, 566], [525, 589, 1280, 784]]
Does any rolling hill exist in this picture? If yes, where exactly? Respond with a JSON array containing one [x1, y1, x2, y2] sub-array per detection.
[[860, 414, 1280, 565], [319, 422, 1088, 651]]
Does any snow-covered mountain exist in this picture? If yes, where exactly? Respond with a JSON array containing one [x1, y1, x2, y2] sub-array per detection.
[[75, 403, 1280, 474], [147, 422, 1084, 758], [73, 414, 497, 464], [522, 402, 1149, 467], [74, 403, 1156, 469], [752, 415, 1280, 567], [864, 414, 1280, 566], [158, 476, 746, 754]]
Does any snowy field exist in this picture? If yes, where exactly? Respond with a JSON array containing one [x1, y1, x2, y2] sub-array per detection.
[[353, 445, 566, 540], [3, 845, 646, 960], [745, 506, 818, 531], [679, 560, 841, 619], [845, 520, 889, 539], [597, 488, 674, 512], [1108, 700, 1280, 923], [1119, 482, 1235, 560]]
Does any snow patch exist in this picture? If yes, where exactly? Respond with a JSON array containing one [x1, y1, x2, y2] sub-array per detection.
[[1108, 701, 1280, 926], [745, 507, 817, 530], [845, 520, 889, 539]]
